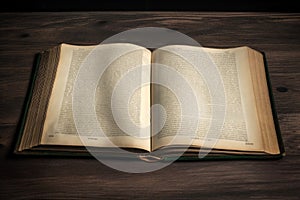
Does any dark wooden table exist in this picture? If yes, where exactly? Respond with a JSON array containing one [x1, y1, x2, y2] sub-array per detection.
[[0, 12, 299, 199]]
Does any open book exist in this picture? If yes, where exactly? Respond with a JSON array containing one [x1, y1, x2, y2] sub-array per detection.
[[15, 43, 285, 161]]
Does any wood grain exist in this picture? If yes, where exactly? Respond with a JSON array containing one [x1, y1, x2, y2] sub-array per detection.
[[0, 12, 299, 199]]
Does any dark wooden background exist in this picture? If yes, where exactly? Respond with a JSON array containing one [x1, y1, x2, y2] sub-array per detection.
[[1, 0, 299, 12], [0, 12, 299, 199]]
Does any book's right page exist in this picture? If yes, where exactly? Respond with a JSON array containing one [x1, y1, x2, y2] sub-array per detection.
[[151, 45, 280, 155]]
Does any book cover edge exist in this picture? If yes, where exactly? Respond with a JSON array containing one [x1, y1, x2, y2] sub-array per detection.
[[261, 51, 285, 156], [12, 53, 42, 155]]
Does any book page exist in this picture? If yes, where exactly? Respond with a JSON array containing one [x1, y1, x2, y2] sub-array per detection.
[[41, 43, 151, 151], [151, 45, 265, 152], [246, 48, 280, 154]]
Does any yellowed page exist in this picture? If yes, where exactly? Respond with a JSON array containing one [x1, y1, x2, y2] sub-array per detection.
[[41, 43, 151, 151], [247, 48, 280, 154], [151, 45, 265, 152]]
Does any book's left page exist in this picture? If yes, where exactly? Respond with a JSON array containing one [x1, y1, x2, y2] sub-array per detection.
[[40, 43, 151, 151]]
